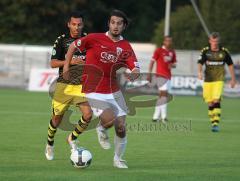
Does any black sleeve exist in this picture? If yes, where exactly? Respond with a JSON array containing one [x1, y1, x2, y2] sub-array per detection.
[[197, 49, 207, 65], [51, 36, 64, 60], [224, 50, 233, 65]]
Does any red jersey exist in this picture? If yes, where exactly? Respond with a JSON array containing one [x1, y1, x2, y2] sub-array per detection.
[[74, 32, 139, 93], [152, 46, 176, 79]]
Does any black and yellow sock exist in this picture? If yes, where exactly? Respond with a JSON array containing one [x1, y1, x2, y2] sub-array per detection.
[[71, 116, 89, 140], [211, 102, 221, 126], [47, 119, 57, 146], [208, 105, 214, 123]]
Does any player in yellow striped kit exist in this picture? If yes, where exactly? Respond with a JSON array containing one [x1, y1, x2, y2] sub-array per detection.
[[198, 32, 236, 132]]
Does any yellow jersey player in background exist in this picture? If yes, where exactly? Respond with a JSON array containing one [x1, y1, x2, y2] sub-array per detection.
[[45, 11, 92, 160], [198, 32, 236, 132]]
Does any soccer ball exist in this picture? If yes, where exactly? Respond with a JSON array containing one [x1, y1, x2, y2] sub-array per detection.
[[70, 147, 92, 168]]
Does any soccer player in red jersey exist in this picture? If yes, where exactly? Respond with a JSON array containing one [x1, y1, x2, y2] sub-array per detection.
[[63, 10, 140, 168], [147, 36, 177, 123]]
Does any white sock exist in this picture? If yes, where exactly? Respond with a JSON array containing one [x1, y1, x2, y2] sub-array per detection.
[[153, 105, 161, 120], [97, 122, 106, 131], [114, 135, 127, 160], [153, 96, 167, 120], [160, 104, 167, 119]]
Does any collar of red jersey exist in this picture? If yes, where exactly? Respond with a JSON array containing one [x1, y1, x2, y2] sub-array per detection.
[[105, 31, 124, 41], [162, 45, 166, 49]]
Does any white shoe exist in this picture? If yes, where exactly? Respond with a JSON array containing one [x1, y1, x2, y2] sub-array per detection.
[[113, 158, 128, 168], [45, 144, 54, 161], [96, 126, 111, 150], [67, 134, 78, 151], [161, 118, 168, 124]]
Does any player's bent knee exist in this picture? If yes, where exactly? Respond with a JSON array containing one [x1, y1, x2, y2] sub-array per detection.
[[99, 110, 115, 128], [208, 102, 214, 106], [116, 130, 126, 138], [116, 129, 126, 138], [160, 91, 168, 97], [115, 123, 126, 138], [213, 99, 221, 103], [52, 115, 63, 127], [101, 109, 116, 122], [104, 120, 114, 128]]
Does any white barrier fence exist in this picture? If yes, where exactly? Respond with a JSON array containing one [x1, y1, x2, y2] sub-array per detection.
[[27, 68, 240, 97], [0, 44, 51, 88], [1, 43, 240, 93], [28, 68, 58, 91]]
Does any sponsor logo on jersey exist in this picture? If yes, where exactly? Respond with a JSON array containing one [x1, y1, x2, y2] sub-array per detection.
[[100, 49, 132, 63], [164, 55, 173, 62], [100, 51, 117, 63], [73, 55, 86, 60], [206, 61, 224, 65]]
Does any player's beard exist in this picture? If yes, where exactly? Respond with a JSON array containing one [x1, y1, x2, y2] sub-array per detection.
[[110, 30, 121, 38], [166, 45, 172, 49]]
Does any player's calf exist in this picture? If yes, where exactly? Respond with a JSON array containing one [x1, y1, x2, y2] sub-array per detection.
[[113, 117, 128, 168], [45, 115, 63, 160], [96, 109, 115, 150], [208, 101, 221, 132], [97, 114, 114, 145]]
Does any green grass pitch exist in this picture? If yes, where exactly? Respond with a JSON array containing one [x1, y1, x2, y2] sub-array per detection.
[[0, 89, 239, 181]]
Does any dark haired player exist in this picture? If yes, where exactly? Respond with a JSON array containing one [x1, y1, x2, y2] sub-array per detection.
[[64, 10, 140, 168], [147, 36, 177, 123], [45, 11, 92, 160]]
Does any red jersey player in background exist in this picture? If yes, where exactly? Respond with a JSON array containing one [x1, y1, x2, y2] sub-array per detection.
[[147, 36, 177, 123], [63, 10, 140, 168]]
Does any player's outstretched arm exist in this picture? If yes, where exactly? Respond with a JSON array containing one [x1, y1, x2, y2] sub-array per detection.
[[63, 42, 77, 80], [228, 64, 236, 88]]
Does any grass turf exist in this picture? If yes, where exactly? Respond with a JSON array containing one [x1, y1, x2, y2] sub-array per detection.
[[0, 89, 239, 181]]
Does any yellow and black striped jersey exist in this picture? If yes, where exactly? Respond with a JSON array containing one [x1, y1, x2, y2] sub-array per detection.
[[51, 32, 87, 85], [198, 45, 233, 82]]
